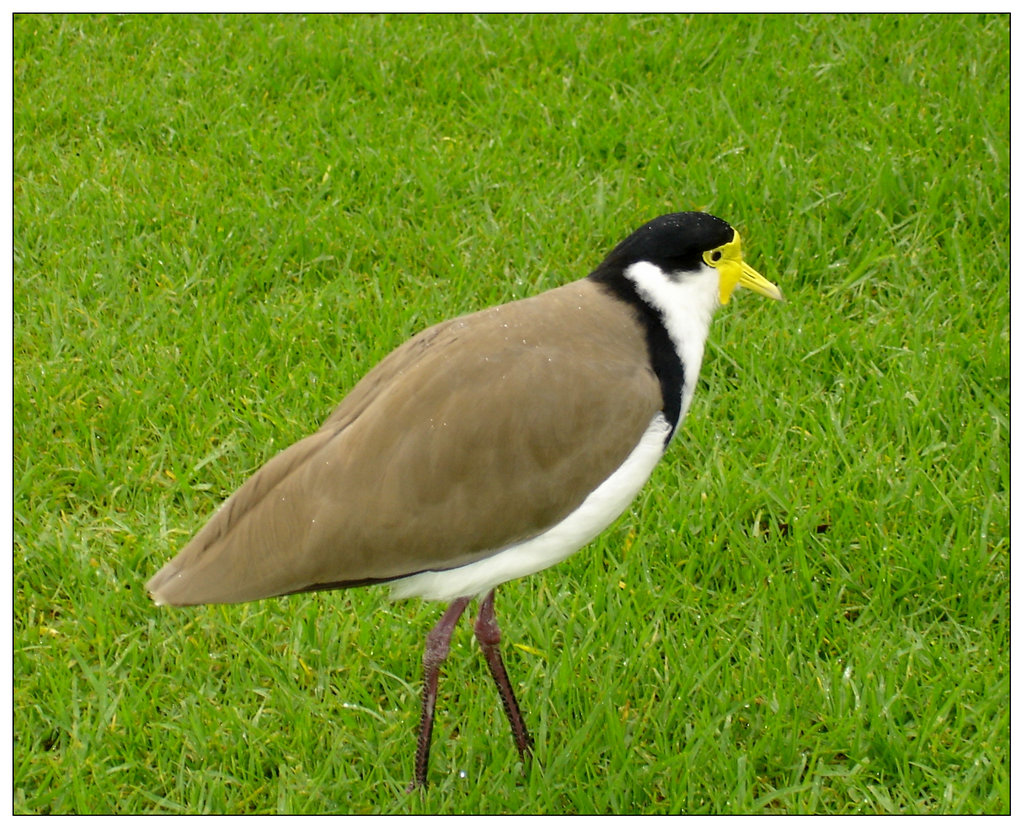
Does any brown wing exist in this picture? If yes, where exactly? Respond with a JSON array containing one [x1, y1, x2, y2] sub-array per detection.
[[146, 280, 661, 605]]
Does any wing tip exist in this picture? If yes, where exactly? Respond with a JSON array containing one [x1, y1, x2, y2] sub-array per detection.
[[145, 564, 184, 607]]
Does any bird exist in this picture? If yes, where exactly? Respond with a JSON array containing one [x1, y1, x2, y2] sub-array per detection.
[[146, 210, 783, 790]]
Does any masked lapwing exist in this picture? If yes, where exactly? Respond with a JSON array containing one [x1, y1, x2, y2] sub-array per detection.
[[147, 210, 783, 789]]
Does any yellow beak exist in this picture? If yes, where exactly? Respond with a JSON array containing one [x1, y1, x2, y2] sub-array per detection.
[[733, 259, 784, 303]]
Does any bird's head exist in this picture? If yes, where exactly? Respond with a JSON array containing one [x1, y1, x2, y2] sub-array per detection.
[[599, 212, 783, 306]]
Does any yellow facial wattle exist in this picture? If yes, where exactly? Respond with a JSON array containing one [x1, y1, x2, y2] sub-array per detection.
[[703, 230, 784, 305]]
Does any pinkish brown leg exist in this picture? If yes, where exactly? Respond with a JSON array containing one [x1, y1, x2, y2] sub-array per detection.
[[474, 589, 534, 762], [408, 596, 472, 791]]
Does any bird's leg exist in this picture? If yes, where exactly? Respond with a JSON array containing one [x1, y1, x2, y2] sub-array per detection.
[[474, 589, 534, 763], [408, 596, 472, 792]]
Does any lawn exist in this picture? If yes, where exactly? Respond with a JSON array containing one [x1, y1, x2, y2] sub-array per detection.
[[12, 13, 1008, 814]]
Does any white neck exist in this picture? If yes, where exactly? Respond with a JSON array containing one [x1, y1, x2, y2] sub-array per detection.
[[623, 260, 720, 424]]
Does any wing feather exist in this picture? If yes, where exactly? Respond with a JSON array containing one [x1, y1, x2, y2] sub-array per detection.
[[147, 280, 661, 605]]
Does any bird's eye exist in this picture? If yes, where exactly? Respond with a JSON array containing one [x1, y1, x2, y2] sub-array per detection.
[[711, 250, 722, 262]]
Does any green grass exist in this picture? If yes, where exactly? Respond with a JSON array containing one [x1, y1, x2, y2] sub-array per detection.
[[13, 13, 1008, 815]]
